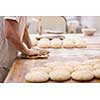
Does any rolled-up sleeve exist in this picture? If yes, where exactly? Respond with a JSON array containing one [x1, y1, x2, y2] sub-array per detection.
[[4, 16, 20, 23]]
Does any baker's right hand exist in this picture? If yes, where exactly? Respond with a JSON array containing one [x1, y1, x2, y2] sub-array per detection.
[[26, 48, 49, 56]]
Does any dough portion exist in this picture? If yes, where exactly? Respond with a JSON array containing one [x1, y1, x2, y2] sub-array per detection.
[[30, 67, 52, 74], [49, 69, 71, 82], [25, 71, 49, 83], [74, 64, 94, 71], [38, 38, 50, 48], [71, 70, 94, 81], [50, 38, 62, 48], [92, 69, 100, 78], [52, 66, 74, 73], [64, 61, 81, 68], [44, 61, 66, 68], [75, 39, 87, 48], [93, 63, 100, 70], [83, 59, 100, 66], [63, 39, 75, 48], [31, 38, 38, 46]]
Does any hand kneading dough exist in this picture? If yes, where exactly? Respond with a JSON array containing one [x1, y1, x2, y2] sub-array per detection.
[[75, 39, 87, 48], [30, 67, 52, 74], [38, 38, 50, 48], [92, 69, 100, 78], [71, 70, 94, 81], [25, 71, 49, 82], [31, 38, 38, 46], [50, 38, 62, 48], [49, 69, 71, 81], [63, 39, 75, 48]]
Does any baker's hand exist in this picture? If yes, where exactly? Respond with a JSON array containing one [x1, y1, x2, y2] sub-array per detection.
[[26, 48, 49, 56]]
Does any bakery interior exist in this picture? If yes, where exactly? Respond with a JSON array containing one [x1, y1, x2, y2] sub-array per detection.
[[2, 16, 100, 83]]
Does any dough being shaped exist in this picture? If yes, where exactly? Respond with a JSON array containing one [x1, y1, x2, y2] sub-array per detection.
[[63, 39, 75, 48], [75, 39, 87, 48], [25, 71, 49, 83], [71, 70, 94, 81], [31, 38, 38, 46], [38, 38, 50, 48], [49, 69, 71, 82], [30, 67, 52, 74], [92, 69, 100, 78], [50, 38, 62, 48]]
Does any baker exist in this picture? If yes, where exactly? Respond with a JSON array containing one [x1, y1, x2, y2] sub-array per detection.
[[0, 16, 49, 82]]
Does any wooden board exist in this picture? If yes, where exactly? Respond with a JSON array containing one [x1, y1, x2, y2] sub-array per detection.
[[4, 34, 100, 83], [4, 47, 100, 83]]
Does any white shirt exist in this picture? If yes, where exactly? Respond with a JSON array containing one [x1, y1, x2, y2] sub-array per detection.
[[0, 16, 27, 69]]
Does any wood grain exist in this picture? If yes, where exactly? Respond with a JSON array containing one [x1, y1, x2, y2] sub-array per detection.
[[4, 34, 100, 83]]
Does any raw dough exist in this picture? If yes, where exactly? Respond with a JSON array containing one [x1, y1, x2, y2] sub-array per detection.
[[74, 64, 94, 71], [75, 39, 87, 48], [63, 39, 75, 48], [30, 67, 52, 74], [64, 61, 81, 67], [44, 61, 66, 69], [25, 71, 49, 83], [31, 38, 38, 46], [38, 38, 50, 48], [83, 59, 100, 66], [92, 69, 100, 78], [53, 66, 74, 73], [44, 61, 75, 73], [71, 70, 94, 81], [49, 69, 71, 82], [50, 38, 62, 48], [93, 63, 100, 70]]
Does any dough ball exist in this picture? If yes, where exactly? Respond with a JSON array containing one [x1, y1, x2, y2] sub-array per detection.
[[53, 66, 74, 73], [50, 38, 62, 48], [75, 39, 87, 48], [44, 61, 66, 69], [92, 69, 100, 78], [31, 38, 38, 46], [49, 69, 71, 82], [44, 61, 74, 73], [63, 39, 75, 48], [38, 38, 50, 48], [71, 70, 94, 81], [30, 67, 52, 74], [65, 61, 81, 68], [74, 64, 94, 71], [93, 63, 100, 70], [83, 59, 100, 66], [25, 71, 49, 83]]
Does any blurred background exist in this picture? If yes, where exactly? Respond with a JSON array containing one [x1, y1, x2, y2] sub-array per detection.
[[27, 16, 100, 34]]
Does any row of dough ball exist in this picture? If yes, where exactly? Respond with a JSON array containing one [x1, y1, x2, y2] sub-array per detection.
[[32, 38, 87, 48], [25, 59, 100, 82]]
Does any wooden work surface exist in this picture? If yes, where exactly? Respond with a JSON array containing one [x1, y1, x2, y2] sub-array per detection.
[[4, 34, 100, 83]]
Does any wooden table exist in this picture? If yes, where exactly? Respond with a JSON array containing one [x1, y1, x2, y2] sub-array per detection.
[[4, 34, 100, 83]]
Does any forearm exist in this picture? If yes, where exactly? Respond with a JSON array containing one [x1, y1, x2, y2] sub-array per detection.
[[7, 32, 29, 54], [23, 27, 33, 49], [4, 19, 29, 54]]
